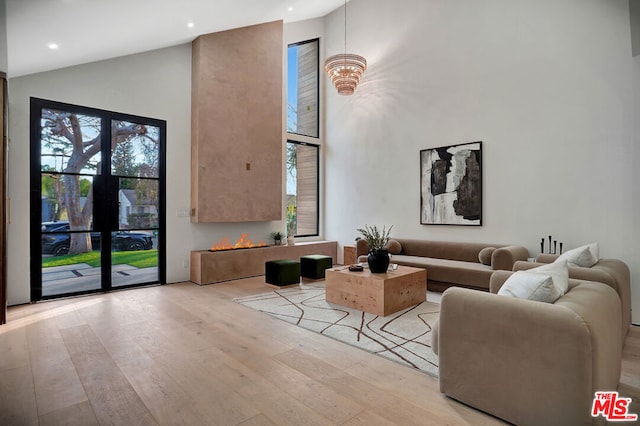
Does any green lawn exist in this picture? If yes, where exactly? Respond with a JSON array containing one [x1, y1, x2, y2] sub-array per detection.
[[42, 249, 158, 269]]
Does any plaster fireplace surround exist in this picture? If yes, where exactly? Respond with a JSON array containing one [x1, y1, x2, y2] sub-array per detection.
[[190, 21, 301, 284], [188, 21, 336, 285], [190, 20, 283, 223]]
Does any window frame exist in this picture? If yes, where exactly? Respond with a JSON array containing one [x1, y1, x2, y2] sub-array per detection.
[[286, 140, 320, 238], [29, 97, 166, 301], [287, 38, 320, 139]]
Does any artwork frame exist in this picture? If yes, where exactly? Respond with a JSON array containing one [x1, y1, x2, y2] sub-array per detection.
[[420, 141, 482, 226]]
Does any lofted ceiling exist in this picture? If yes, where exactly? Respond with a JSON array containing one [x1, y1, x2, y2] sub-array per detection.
[[5, 0, 344, 77]]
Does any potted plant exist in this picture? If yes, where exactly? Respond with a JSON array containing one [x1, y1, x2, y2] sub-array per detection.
[[270, 231, 283, 245], [356, 224, 393, 273]]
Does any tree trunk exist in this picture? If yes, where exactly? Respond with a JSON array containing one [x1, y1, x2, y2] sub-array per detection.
[[64, 174, 92, 254]]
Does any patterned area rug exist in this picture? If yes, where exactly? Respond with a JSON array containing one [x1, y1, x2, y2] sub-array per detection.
[[234, 282, 440, 377]]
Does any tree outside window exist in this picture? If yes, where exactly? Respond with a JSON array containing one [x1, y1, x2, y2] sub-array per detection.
[[40, 109, 160, 254]]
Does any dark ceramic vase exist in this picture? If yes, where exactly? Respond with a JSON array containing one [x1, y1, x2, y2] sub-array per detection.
[[368, 249, 390, 273]]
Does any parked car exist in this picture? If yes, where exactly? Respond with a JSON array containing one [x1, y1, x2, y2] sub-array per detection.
[[41, 221, 154, 256]]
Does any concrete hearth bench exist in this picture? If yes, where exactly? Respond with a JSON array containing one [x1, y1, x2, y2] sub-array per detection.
[[191, 241, 337, 285]]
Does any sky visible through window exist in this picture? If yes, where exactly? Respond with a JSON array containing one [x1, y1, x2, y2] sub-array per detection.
[[287, 45, 298, 196], [287, 45, 298, 133]]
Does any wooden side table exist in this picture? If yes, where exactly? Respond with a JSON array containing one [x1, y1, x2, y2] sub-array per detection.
[[343, 244, 357, 265]]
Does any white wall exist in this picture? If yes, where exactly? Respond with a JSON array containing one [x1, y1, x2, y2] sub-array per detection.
[[6, 2, 638, 324], [7, 45, 191, 304], [7, 43, 294, 305], [0, 0, 7, 73], [324, 0, 639, 324], [633, 53, 640, 326], [7, 19, 328, 306]]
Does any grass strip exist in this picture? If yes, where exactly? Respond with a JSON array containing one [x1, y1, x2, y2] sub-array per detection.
[[42, 249, 158, 269]]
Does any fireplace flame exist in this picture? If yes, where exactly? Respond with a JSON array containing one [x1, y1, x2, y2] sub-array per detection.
[[210, 233, 267, 251]]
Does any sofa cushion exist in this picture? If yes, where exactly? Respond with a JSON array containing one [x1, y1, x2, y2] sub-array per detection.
[[395, 239, 492, 263], [555, 243, 599, 267], [385, 239, 402, 255], [390, 255, 494, 289], [478, 247, 496, 265], [497, 271, 561, 303], [525, 260, 569, 295]]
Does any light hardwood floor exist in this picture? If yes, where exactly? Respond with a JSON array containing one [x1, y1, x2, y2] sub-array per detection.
[[1, 278, 639, 425]]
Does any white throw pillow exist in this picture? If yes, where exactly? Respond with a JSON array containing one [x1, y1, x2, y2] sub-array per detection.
[[498, 271, 562, 303], [527, 260, 570, 295], [555, 243, 599, 267]]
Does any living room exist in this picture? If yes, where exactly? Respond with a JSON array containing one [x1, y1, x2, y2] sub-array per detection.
[[1, 0, 639, 424]]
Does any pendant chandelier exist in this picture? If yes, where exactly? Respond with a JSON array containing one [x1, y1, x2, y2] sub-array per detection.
[[324, 0, 367, 95]]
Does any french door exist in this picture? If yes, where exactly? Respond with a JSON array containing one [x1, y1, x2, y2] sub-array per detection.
[[30, 98, 166, 301]]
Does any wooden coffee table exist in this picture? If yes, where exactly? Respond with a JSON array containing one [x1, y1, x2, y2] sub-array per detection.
[[325, 265, 427, 316]]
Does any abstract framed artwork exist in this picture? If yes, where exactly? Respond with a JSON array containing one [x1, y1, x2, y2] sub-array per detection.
[[420, 141, 482, 226]]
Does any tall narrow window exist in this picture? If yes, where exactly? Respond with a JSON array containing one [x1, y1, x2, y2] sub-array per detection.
[[287, 39, 319, 138], [286, 141, 319, 237]]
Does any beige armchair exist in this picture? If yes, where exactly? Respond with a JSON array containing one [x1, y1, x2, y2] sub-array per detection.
[[514, 255, 631, 339], [433, 271, 622, 426]]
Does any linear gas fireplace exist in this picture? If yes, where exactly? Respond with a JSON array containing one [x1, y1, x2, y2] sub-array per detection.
[[209, 234, 267, 252]]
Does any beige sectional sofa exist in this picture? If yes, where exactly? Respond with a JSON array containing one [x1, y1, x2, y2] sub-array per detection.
[[355, 238, 529, 292], [433, 271, 622, 426], [513, 254, 632, 338]]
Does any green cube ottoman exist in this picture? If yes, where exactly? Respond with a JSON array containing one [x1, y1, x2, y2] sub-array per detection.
[[265, 259, 300, 286], [300, 254, 333, 279]]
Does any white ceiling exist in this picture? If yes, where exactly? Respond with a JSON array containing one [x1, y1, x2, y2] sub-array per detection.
[[6, 0, 344, 77]]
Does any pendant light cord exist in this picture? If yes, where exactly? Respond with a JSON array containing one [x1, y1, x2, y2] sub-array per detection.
[[344, 0, 347, 54]]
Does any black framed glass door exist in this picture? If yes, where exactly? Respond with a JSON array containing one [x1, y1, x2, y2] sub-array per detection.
[[30, 98, 166, 301]]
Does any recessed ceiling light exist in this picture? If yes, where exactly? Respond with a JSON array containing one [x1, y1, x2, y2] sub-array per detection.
[[48, 43, 59, 50], [187, 22, 195, 28], [288, 7, 293, 12]]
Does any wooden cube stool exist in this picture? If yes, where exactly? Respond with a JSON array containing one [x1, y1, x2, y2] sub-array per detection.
[[265, 259, 300, 286], [300, 254, 333, 279]]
